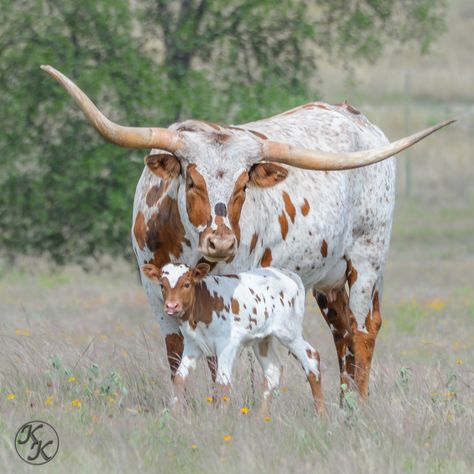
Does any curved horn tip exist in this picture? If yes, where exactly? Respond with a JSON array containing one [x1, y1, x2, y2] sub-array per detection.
[[437, 118, 456, 127], [40, 64, 55, 73]]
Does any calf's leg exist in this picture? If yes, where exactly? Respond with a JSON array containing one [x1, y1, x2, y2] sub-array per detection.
[[253, 336, 282, 415], [286, 338, 326, 414], [164, 332, 217, 384], [172, 343, 202, 413], [214, 343, 239, 398]]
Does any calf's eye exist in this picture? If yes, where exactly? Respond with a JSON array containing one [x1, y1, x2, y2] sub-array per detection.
[[184, 282, 191, 288]]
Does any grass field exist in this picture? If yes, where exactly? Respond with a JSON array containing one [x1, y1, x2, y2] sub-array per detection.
[[1, 0, 473, 472], [1, 151, 473, 473]]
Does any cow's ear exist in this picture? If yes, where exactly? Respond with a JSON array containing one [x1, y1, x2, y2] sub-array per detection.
[[249, 163, 288, 187], [141, 264, 162, 282], [145, 153, 181, 179], [193, 263, 210, 281]]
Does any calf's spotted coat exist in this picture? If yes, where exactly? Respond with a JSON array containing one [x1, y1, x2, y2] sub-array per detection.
[[142, 262, 325, 413]]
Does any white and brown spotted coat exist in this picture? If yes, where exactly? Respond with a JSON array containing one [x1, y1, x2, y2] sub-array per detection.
[[132, 102, 394, 341], [142, 262, 324, 411]]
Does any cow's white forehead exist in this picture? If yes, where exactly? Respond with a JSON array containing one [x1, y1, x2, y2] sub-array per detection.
[[161, 263, 190, 287]]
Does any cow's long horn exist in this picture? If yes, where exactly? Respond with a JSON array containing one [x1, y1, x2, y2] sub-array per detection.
[[261, 120, 455, 171], [40, 65, 182, 152]]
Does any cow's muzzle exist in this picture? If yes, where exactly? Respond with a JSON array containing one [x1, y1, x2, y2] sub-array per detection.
[[199, 227, 237, 261]]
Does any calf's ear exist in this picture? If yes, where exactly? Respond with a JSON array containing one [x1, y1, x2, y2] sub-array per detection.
[[145, 153, 181, 180], [193, 263, 210, 281], [141, 264, 162, 281], [249, 163, 288, 187]]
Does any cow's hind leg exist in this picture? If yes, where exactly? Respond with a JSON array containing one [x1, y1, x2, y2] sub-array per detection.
[[314, 288, 355, 402], [346, 258, 383, 399]]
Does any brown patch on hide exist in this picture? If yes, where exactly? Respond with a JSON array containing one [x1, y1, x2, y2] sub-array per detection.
[[227, 171, 249, 244], [146, 196, 186, 268], [133, 211, 147, 250], [231, 298, 240, 315], [278, 212, 289, 240], [260, 248, 272, 267], [301, 199, 310, 216], [185, 164, 211, 228], [146, 182, 168, 207], [320, 240, 328, 258], [249, 233, 258, 254], [282, 192, 296, 223]]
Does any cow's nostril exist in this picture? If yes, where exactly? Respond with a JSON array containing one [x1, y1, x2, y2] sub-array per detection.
[[209, 240, 216, 250]]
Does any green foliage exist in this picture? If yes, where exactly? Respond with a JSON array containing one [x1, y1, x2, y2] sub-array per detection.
[[0, 0, 447, 263], [392, 300, 427, 333]]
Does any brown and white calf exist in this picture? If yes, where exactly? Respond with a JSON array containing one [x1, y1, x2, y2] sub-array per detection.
[[142, 262, 325, 413]]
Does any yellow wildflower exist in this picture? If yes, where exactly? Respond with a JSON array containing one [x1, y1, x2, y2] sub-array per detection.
[[6, 393, 16, 400], [191, 444, 198, 450], [426, 298, 446, 312], [240, 407, 250, 415], [68, 376, 76, 382], [456, 359, 463, 365], [221, 395, 230, 402], [45, 395, 54, 406], [15, 328, 31, 337], [263, 416, 272, 422], [206, 396, 214, 403], [223, 435, 232, 442], [71, 399, 82, 408]]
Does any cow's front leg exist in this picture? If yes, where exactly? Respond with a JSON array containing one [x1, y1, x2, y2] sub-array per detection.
[[165, 332, 217, 384], [165, 332, 184, 380]]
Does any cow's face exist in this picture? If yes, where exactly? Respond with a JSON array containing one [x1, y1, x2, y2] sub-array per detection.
[[145, 124, 288, 262]]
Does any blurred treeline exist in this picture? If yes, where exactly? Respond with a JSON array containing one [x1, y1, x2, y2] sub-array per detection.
[[0, 0, 446, 264]]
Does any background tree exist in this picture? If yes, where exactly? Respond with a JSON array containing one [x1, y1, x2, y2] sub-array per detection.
[[0, 0, 446, 264]]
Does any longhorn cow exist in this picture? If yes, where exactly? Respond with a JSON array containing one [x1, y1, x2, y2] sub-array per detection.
[[41, 65, 453, 400]]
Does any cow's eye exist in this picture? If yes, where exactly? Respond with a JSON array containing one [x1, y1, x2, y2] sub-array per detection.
[[183, 282, 191, 288]]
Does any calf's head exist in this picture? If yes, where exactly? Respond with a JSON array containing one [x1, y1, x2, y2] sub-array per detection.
[[142, 262, 210, 317]]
